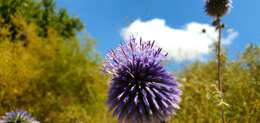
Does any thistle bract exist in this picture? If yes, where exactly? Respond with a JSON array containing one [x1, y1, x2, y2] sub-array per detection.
[[205, 0, 231, 17], [104, 37, 181, 123], [0, 110, 39, 123]]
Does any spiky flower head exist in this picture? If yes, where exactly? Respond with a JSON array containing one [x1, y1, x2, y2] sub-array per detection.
[[205, 0, 231, 17], [104, 37, 181, 123], [0, 110, 39, 123]]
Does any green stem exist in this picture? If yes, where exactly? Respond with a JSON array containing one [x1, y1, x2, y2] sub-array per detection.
[[216, 16, 225, 123]]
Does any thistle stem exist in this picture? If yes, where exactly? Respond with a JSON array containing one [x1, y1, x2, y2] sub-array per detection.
[[216, 16, 225, 123]]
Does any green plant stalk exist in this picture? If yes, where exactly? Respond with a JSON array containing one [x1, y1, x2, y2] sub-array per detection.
[[216, 16, 225, 123]]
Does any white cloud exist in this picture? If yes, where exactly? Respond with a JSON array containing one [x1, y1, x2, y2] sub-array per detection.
[[121, 18, 238, 61], [222, 28, 239, 45]]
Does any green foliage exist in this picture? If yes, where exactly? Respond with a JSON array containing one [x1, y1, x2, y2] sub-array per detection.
[[170, 44, 260, 123], [0, 0, 83, 40], [0, 1, 114, 122], [0, 21, 115, 122]]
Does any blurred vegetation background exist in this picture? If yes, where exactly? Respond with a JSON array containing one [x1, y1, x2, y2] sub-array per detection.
[[172, 44, 260, 123], [0, 0, 259, 123]]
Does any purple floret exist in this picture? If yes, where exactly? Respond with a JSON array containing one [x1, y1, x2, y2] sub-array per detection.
[[104, 37, 181, 123], [0, 110, 39, 123]]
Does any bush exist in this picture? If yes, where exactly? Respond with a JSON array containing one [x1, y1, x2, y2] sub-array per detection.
[[171, 44, 260, 122]]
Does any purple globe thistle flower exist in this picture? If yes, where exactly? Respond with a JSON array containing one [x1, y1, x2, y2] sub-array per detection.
[[104, 37, 181, 123], [0, 110, 39, 123], [205, 0, 232, 17]]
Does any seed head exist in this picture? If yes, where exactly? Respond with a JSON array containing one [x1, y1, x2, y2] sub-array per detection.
[[205, 0, 231, 17]]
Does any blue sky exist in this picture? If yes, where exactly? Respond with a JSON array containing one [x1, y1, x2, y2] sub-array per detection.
[[56, 0, 259, 69]]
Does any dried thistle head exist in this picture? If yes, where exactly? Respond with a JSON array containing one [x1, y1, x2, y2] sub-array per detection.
[[205, 0, 231, 17]]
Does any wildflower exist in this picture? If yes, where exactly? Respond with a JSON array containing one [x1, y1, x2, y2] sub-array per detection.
[[205, 0, 231, 17], [104, 37, 181, 123], [0, 110, 39, 123]]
